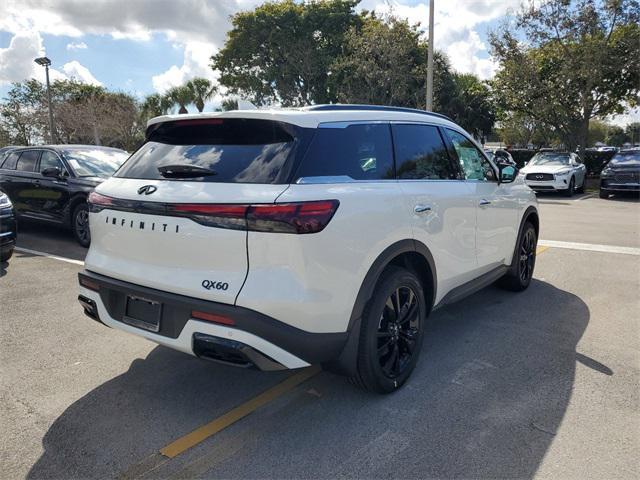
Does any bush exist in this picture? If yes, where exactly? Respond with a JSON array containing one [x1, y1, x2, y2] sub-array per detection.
[[508, 149, 537, 168]]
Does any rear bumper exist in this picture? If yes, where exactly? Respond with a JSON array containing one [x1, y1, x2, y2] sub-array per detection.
[[77, 270, 348, 370]]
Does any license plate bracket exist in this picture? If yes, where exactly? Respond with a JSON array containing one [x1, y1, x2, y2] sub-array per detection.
[[123, 295, 162, 332]]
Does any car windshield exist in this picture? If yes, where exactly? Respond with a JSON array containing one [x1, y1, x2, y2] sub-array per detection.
[[530, 153, 570, 166], [63, 148, 129, 178], [610, 151, 640, 166]]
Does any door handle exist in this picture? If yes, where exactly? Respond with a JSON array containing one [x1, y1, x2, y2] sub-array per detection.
[[479, 199, 492, 207], [414, 204, 432, 213]]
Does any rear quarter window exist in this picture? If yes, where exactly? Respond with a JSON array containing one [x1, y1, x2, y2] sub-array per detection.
[[116, 118, 307, 184], [1, 152, 19, 170], [295, 124, 394, 181]]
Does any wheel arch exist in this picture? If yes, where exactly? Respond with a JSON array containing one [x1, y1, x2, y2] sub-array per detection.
[[324, 239, 437, 376], [64, 193, 89, 227], [508, 205, 539, 268]]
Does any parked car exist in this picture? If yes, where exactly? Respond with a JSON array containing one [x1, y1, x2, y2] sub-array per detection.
[[599, 148, 640, 199], [0, 145, 129, 246], [0, 189, 16, 262], [485, 149, 516, 167], [78, 105, 539, 393], [519, 151, 586, 196]]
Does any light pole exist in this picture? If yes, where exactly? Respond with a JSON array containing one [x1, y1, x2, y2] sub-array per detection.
[[34, 56, 56, 144], [426, 0, 435, 111]]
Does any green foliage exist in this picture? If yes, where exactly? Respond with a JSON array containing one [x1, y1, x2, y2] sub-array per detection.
[[219, 98, 239, 111], [445, 73, 495, 139], [626, 122, 640, 144], [187, 77, 217, 112], [490, 0, 640, 155], [165, 85, 195, 114], [141, 93, 172, 120], [212, 0, 361, 106], [588, 120, 609, 145]]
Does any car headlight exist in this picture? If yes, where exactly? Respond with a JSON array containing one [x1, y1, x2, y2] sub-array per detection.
[[601, 168, 612, 176], [0, 193, 12, 208], [555, 169, 571, 176]]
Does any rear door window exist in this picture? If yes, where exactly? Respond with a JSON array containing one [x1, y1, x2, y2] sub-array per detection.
[[116, 118, 306, 184], [295, 124, 394, 181], [392, 124, 457, 180], [16, 150, 40, 172], [1, 152, 19, 170]]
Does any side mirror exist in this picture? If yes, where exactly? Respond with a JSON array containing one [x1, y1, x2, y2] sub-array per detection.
[[499, 164, 518, 184], [42, 167, 62, 178]]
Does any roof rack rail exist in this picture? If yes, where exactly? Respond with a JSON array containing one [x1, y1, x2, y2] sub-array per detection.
[[303, 104, 453, 122]]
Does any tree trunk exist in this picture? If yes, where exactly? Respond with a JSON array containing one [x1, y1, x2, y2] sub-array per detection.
[[578, 116, 589, 160], [179, 105, 188, 114]]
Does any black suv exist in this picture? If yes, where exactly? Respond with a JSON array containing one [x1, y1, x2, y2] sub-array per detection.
[[0, 145, 129, 246], [599, 148, 640, 199]]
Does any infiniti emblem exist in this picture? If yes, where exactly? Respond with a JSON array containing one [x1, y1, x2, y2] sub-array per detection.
[[138, 185, 157, 195], [536, 174, 543, 179]]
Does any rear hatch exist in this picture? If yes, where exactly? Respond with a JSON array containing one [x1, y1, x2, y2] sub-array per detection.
[[85, 117, 310, 304]]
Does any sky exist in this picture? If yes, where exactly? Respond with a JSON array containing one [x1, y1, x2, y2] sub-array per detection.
[[0, 0, 637, 125]]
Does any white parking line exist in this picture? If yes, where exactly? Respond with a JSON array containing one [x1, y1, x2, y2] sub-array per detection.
[[15, 247, 85, 266], [538, 240, 640, 256]]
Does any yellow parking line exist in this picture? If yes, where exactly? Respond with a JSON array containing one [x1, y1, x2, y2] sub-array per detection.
[[536, 245, 549, 255], [160, 365, 321, 459]]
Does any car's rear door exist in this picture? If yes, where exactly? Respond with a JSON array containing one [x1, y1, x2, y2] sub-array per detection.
[[391, 123, 477, 301], [443, 128, 518, 272], [6, 150, 42, 217], [34, 150, 71, 223]]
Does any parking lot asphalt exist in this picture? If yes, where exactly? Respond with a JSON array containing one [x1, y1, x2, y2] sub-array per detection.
[[1, 193, 639, 479]]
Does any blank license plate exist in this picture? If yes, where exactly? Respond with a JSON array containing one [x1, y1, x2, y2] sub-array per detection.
[[123, 295, 162, 332]]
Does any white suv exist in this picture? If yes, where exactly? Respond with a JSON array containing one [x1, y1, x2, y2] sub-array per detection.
[[78, 105, 539, 393]]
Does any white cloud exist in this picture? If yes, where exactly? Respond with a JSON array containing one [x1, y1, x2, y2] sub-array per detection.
[[0, 30, 43, 84], [361, 0, 520, 79], [152, 41, 217, 93], [66, 41, 87, 50], [62, 60, 102, 85], [0, 31, 100, 87]]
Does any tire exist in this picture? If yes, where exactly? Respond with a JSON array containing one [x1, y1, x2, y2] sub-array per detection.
[[72, 202, 91, 247], [351, 266, 427, 394], [0, 248, 13, 262], [599, 189, 609, 199], [499, 222, 537, 292], [564, 177, 575, 197]]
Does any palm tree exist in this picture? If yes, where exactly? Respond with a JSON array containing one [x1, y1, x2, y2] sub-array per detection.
[[140, 93, 172, 119], [166, 85, 195, 114], [187, 77, 217, 112]]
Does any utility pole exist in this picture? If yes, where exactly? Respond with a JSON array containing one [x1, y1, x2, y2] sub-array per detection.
[[426, 0, 435, 111], [34, 57, 56, 144]]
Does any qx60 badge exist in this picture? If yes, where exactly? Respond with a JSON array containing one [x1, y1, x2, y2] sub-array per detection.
[[138, 185, 157, 195]]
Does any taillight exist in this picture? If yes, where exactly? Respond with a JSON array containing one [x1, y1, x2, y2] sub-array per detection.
[[248, 200, 339, 234], [88, 192, 114, 212], [168, 200, 339, 234], [191, 310, 235, 325]]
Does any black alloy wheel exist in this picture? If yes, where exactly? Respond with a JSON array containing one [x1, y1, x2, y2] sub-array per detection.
[[376, 286, 420, 379], [519, 227, 536, 284], [351, 266, 427, 393], [73, 203, 91, 247]]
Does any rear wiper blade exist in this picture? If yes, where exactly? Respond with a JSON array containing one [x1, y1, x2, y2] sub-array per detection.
[[158, 164, 217, 178]]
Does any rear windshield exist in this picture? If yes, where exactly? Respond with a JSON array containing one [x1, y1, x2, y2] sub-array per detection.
[[64, 148, 129, 178], [115, 118, 305, 184]]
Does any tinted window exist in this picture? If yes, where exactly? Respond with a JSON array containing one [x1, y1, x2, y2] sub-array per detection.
[[16, 150, 40, 172], [1, 152, 19, 170], [117, 119, 302, 184], [296, 124, 394, 181], [392, 124, 455, 180], [39, 151, 64, 173], [445, 129, 495, 181]]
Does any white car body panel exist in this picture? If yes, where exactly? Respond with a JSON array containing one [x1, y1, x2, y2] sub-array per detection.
[[81, 107, 539, 371]]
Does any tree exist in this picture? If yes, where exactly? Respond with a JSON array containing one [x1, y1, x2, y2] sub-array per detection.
[[166, 85, 195, 114], [490, 0, 640, 156], [605, 125, 628, 146], [588, 119, 609, 145], [219, 98, 239, 111], [0, 80, 46, 145], [212, 0, 361, 106], [496, 112, 558, 148], [187, 77, 217, 112], [446, 73, 495, 140], [141, 93, 172, 120], [626, 121, 640, 145]]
